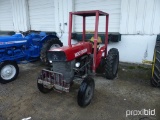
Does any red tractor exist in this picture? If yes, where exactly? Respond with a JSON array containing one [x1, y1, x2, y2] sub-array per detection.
[[37, 10, 119, 107]]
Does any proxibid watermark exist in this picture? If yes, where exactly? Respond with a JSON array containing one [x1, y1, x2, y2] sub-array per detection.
[[126, 109, 156, 117]]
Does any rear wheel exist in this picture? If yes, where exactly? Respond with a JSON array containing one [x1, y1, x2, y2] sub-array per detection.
[[0, 61, 19, 84], [77, 77, 95, 107], [105, 48, 119, 80], [40, 38, 63, 65], [151, 41, 160, 87]]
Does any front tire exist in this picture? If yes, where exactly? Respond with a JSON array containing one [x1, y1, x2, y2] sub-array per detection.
[[0, 61, 19, 84], [105, 48, 119, 80], [40, 38, 63, 65], [77, 77, 95, 107], [151, 41, 160, 87], [37, 79, 53, 94]]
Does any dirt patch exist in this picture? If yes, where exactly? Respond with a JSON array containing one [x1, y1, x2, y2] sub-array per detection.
[[0, 61, 159, 120]]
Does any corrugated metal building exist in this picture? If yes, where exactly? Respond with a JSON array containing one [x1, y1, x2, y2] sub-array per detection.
[[0, 0, 159, 63]]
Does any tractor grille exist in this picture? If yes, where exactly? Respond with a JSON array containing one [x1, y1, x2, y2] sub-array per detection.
[[52, 60, 75, 83], [38, 60, 75, 92], [38, 69, 70, 92]]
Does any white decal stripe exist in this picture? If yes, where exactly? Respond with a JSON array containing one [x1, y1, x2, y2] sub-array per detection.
[[13, 40, 27, 43], [0, 40, 27, 45], [75, 48, 87, 57]]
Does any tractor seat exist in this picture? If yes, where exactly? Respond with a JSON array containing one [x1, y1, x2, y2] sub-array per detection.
[[90, 36, 102, 48], [89, 36, 102, 54]]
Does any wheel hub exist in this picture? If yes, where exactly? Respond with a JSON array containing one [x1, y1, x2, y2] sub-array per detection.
[[6, 70, 11, 74], [1, 65, 16, 80], [84, 85, 93, 103]]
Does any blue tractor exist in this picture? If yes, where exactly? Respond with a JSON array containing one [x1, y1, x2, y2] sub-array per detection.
[[0, 31, 63, 84]]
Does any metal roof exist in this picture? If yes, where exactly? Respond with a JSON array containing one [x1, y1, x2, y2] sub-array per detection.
[[71, 10, 109, 17]]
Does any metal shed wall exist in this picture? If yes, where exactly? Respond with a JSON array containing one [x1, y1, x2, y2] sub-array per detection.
[[0, 0, 14, 31], [120, 0, 160, 35], [11, 0, 30, 32], [74, 0, 121, 32], [28, 0, 55, 31]]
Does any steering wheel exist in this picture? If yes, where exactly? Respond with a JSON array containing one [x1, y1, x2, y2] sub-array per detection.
[[19, 31, 30, 36], [19, 30, 41, 36]]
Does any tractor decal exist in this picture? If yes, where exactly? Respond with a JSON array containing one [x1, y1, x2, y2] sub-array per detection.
[[14, 40, 27, 43], [75, 48, 87, 57], [0, 40, 27, 45]]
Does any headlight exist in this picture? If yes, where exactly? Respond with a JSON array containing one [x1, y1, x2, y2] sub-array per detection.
[[75, 62, 80, 67], [49, 60, 52, 63]]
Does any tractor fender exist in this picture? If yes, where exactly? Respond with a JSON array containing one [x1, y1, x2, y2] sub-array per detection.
[[41, 35, 59, 43], [96, 46, 106, 68]]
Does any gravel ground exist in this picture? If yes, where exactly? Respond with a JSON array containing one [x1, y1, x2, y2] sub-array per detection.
[[0, 61, 160, 120]]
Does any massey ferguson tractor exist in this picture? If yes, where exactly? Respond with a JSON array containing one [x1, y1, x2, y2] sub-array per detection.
[[37, 10, 119, 107], [0, 31, 62, 84]]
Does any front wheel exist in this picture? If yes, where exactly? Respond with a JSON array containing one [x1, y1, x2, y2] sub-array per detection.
[[37, 82, 53, 94], [37, 74, 53, 93], [0, 61, 19, 84], [77, 77, 95, 107], [105, 48, 119, 80]]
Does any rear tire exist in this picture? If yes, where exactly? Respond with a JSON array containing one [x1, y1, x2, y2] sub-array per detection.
[[40, 38, 63, 65], [77, 77, 95, 107], [105, 48, 119, 80], [0, 61, 19, 84], [151, 41, 160, 87]]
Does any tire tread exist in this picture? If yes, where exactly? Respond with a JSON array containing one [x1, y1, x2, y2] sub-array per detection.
[[105, 48, 119, 79], [151, 41, 160, 87], [40, 38, 63, 65]]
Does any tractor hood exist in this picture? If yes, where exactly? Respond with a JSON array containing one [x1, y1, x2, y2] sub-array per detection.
[[48, 42, 92, 61], [0, 36, 27, 48], [0, 36, 26, 41]]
